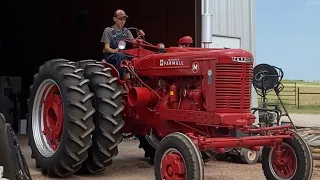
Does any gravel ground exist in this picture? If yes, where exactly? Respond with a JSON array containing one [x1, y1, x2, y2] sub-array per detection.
[[281, 113, 320, 127], [14, 113, 320, 180], [16, 134, 320, 180]]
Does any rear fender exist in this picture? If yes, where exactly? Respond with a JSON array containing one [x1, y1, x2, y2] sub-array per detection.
[[101, 59, 121, 80]]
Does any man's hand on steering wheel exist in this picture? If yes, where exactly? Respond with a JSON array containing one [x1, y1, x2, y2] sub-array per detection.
[[119, 27, 147, 49], [138, 29, 145, 37], [114, 48, 120, 53]]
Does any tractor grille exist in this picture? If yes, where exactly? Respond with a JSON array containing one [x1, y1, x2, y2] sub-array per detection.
[[215, 63, 253, 111]]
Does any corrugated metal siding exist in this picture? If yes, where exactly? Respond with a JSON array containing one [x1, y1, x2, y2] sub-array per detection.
[[201, 0, 255, 54], [201, 0, 258, 119]]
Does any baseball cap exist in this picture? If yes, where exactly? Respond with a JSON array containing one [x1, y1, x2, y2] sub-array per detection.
[[114, 9, 129, 18]]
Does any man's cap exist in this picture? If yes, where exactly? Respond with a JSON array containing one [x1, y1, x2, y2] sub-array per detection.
[[114, 9, 129, 18]]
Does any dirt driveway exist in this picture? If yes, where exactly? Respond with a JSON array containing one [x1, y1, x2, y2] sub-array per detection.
[[16, 134, 320, 180]]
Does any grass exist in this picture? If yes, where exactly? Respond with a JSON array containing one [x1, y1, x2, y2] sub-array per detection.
[[256, 79, 320, 114]]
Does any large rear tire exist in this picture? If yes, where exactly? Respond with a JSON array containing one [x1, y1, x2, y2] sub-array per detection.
[[261, 130, 313, 180], [27, 59, 95, 177], [0, 113, 32, 180], [76, 60, 125, 174]]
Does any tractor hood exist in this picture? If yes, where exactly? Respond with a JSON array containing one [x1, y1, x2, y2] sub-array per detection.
[[131, 48, 254, 77]]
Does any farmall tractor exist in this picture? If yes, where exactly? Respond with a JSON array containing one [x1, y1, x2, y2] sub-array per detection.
[[27, 27, 313, 179]]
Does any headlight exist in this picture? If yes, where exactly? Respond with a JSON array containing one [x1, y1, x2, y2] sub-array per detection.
[[118, 40, 126, 50], [157, 43, 165, 49]]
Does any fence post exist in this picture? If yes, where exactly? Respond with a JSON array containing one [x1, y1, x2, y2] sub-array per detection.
[[297, 87, 300, 108], [294, 82, 297, 105]]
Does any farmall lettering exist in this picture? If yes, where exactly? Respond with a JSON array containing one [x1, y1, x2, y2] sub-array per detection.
[[159, 59, 184, 66]]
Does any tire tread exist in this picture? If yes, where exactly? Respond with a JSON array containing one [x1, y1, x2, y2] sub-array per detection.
[[75, 60, 125, 174], [27, 59, 95, 177]]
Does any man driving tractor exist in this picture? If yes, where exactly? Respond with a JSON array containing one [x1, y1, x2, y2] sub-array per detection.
[[100, 9, 144, 79]]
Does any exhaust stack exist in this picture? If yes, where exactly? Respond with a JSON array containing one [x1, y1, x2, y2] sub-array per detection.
[[201, 0, 213, 48]]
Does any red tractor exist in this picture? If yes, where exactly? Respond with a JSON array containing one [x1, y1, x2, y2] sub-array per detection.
[[27, 27, 313, 179]]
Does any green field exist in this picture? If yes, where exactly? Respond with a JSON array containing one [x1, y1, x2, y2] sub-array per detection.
[[256, 79, 320, 114]]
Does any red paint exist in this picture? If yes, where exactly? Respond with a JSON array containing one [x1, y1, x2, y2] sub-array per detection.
[[103, 60, 121, 80], [101, 36, 294, 168], [120, 39, 158, 58], [42, 84, 63, 151], [128, 87, 159, 107], [183, 86, 204, 111], [161, 151, 186, 180], [271, 144, 297, 178], [178, 36, 193, 47], [169, 83, 178, 108], [186, 125, 293, 151], [113, 36, 256, 136]]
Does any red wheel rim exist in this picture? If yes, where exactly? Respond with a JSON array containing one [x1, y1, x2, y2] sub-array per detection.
[[161, 149, 186, 180], [270, 143, 297, 179], [42, 84, 63, 151]]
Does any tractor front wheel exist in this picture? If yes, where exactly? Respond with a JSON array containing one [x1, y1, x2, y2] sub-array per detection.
[[154, 132, 204, 180], [27, 59, 95, 177], [261, 130, 313, 180]]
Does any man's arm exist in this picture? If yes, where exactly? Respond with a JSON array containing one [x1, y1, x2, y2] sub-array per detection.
[[126, 29, 144, 39], [104, 44, 118, 54], [101, 28, 118, 53], [126, 30, 134, 39]]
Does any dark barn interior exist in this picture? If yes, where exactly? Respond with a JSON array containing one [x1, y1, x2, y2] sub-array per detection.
[[0, 0, 201, 129]]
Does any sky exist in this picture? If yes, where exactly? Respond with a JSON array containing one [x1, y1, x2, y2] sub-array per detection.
[[255, 0, 320, 81]]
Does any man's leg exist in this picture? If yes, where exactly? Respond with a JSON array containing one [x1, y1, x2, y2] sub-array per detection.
[[106, 53, 128, 79]]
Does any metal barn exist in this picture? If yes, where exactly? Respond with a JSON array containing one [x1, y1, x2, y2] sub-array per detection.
[[0, 0, 258, 130], [200, 0, 258, 118]]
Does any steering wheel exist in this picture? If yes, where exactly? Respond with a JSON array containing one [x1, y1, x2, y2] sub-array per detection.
[[118, 27, 158, 51], [122, 27, 145, 40], [117, 27, 166, 59]]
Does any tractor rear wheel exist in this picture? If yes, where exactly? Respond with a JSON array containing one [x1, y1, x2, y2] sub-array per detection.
[[76, 60, 125, 174], [154, 132, 204, 180], [27, 59, 95, 177], [76, 59, 103, 78], [261, 130, 313, 180]]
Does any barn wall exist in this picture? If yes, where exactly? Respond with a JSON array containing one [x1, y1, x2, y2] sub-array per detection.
[[201, 0, 255, 54], [0, 0, 198, 92], [0, 0, 199, 121], [19, 0, 197, 65], [201, 0, 258, 118]]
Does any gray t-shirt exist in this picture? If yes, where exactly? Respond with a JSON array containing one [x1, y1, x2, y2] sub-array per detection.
[[100, 27, 134, 44]]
